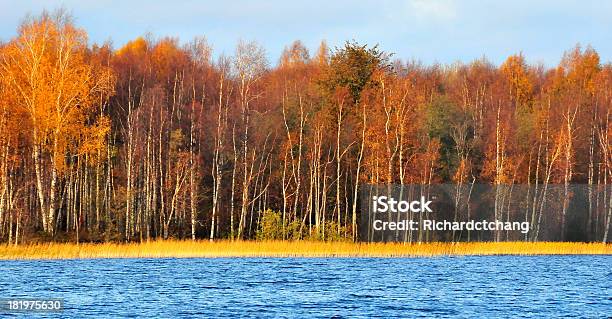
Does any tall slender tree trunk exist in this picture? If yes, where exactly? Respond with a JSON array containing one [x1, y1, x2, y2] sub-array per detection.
[[352, 103, 366, 241]]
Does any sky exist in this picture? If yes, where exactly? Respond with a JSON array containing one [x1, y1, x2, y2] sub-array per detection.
[[1, 0, 611, 67]]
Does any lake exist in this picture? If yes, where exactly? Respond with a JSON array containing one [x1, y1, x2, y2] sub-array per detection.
[[0, 256, 610, 318]]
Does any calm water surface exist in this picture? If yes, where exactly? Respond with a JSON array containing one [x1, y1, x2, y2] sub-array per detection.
[[0, 256, 610, 318]]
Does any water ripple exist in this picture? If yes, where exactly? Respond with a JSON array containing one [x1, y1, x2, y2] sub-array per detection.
[[0, 256, 610, 318]]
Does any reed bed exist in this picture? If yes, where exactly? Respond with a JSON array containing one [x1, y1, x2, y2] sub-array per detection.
[[0, 240, 610, 259]]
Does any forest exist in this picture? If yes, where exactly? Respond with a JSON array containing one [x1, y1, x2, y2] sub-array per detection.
[[0, 11, 610, 244]]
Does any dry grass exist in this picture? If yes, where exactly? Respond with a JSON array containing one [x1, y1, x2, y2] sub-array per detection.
[[0, 240, 610, 259]]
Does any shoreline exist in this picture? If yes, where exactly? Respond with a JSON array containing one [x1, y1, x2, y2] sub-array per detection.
[[0, 241, 610, 260]]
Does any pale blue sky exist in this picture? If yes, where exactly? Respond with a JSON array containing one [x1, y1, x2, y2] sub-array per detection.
[[1, 0, 611, 66]]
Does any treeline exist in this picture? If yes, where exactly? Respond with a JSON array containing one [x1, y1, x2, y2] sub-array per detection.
[[0, 11, 610, 243]]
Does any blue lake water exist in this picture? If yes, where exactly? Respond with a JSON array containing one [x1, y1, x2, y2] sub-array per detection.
[[0, 256, 610, 318]]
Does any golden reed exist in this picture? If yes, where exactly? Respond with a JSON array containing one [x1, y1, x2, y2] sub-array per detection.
[[0, 241, 610, 259]]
